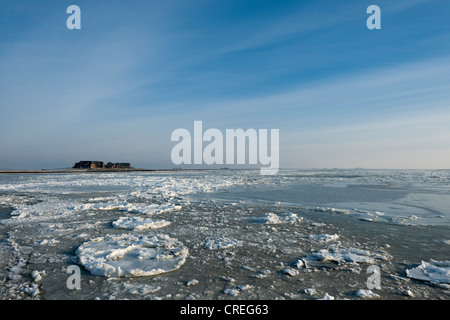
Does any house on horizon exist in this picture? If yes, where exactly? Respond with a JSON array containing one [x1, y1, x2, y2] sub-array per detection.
[[73, 161, 132, 169], [105, 162, 131, 169], [73, 161, 104, 169]]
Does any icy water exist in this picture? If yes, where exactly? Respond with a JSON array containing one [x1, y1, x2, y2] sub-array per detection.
[[0, 169, 449, 300]]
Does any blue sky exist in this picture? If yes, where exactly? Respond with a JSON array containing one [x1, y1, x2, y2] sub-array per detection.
[[1, 0, 450, 169]]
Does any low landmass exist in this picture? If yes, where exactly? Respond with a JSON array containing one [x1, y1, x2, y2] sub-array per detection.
[[1, 160, 155, 173], [0, 160, 241, 173]]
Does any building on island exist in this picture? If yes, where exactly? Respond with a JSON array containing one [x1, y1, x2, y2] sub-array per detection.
[[73, 161, 132, 169], [105, 162, 131, 169], [73, 161, 104, 169]]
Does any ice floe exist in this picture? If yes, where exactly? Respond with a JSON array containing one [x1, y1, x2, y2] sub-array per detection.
[[112, 216, 171, 230], [249, 212, 302, 224], [223, 284, 253, 297], [5, 200, 83, 223], [31, 270, 41, 282], [85, 201, 181, 215], [304, 288, 317, 296], [252, 269, 271, 278], [320, 293, 335, 300], [203, 237, 243, 250], [315, 206, 388, 223], [406, 260, 450, 284], [224, 288, 240, 296], [391, 215, 420, 225], [354, 289, 379, 298], [303, 245, 391, 266], [186, 279, 199, 286], [282, 268, 299, 276], [315, 207, 350, 215], [308, 234, 339, 243], [76, 234, 188, 277]]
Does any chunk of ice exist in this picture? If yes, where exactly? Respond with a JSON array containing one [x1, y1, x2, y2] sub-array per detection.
[[203, 237, 243, 250], [354, 289, 379, 298], [250, 212, 302, 224], [186, 279, 199, 286], [305, 245, 391, 265], [320, 293, 335, 300], [282, 268, 299, 276], [224, 288, 240, 296], [112, 216, 171, 230], [76, 234, 188, 277], [308, 234, 339, 243], [406, 260, 450, 284]]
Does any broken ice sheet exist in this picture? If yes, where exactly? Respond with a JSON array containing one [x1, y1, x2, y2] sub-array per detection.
[[406, 260, 450, 284], [249, 212, 302, 224], [203, 237, 243, 250], [302, 245, 391, 268], [112, 216, 171, 230], [308, 234, 339, 243]]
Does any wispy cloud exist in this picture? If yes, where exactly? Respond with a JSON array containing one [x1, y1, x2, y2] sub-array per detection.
[[0, 0, 449, 169]]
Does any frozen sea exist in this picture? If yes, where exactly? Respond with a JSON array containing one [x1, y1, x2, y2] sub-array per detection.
[[0, 169, 449, 300]]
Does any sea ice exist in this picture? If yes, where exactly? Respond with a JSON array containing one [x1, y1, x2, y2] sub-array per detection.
[[237, 284, 253, 291], [282, 268, 299, 276], [224, 288, 240, 296], [435, 239, 450, 245], [250, 212, 302, 224], [31, 270, 43, 282], [315, 207, 350, 215], [252, 270, 271, 278], [406, 260, 450, 284], [308, 234, 339, 243], [402, 289, 414, 297], [6, 200, 83, 223], [186, 279, 199, 286], [295, 259, 304, 268], [391, 215, 419, 225], [86, 201, 181, 215], [304, 245, 391, 265], [320, 293, 335, 300], [76, 234, 188, 277], [203, 237, 243, 250], [304, 288, 317, 296], [112, 216, 171, 230], [354, 289, 379, 298], [110, 281, 162, 295]]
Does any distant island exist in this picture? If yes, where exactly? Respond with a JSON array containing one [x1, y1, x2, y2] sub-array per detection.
[[0, 161, 240, 174], [73, 161, 132, 169]]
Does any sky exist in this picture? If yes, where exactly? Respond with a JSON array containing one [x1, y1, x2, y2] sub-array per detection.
[[1, 0, 450, 169]]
